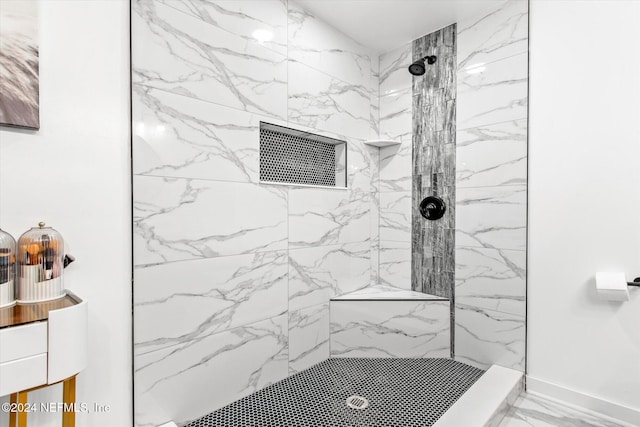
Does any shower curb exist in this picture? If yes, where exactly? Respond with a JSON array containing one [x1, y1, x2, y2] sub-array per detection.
[[432, 365, 524, 427]]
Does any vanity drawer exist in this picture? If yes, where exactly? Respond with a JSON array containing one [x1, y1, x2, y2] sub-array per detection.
[[0, 353, 48, 396], [0, 322, 48, 363]]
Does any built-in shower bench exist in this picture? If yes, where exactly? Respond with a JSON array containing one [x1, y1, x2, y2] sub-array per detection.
[[329, 284, 451, 358]]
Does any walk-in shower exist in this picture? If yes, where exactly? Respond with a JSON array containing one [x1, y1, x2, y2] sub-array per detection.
[[131, 0, 529, 425]]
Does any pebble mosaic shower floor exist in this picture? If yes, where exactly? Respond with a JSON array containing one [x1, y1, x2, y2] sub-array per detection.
[[185, 358, 484, 427]]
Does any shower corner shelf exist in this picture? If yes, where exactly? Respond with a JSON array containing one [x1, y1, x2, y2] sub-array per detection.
[[364, 139, 401, 148]]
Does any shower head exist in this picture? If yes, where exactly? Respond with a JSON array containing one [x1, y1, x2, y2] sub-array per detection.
[[408, 55, 437, 76]]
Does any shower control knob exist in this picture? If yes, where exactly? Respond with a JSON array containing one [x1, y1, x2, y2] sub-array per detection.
[[419, 196, 446, 220]]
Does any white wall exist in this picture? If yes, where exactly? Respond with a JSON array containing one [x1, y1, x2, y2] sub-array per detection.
[[0, 1, 131, 426], [528, 0, 640, 422]]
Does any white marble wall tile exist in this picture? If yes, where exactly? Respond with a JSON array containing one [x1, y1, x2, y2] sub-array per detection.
[[379, 191, 411, 243], [288, 60, 371, 139], [289, 187, 370, 248], [456, 184, 527, 250], [379, 87, 412, 142], [288, 303, 330, 374], [132, 0, 287, 118], [457, 0, 529, 70], [134, 176, 287, 266], [155, 0, 288, 56], [330, 300, 450, 358], [379, 43, 412, 96], [370, 239, 380, 285], [370, 187, 380, 284], [457, 119, 527, 188], [455, 304, 525, 371], [379, 240, 412, 290], [457, 53, 528, 130], [347, 138, 378, 193], [369, 53, 380, 140], [288, 242, 370, 311], [135, 314, 288, 426], [133, 85, 282, 183], [134, 251, 287, 355], [455, 246, 525, 316], [379, 140, 412, 192], [288, 1, 371, 88]]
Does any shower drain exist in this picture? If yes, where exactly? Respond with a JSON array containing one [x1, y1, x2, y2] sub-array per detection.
[[345, 395, 369, 410]]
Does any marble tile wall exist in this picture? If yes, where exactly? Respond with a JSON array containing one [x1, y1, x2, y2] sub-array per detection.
[[454, 0, 528, 372], [378, 43, 413, 290], [411, 24, 457, 298], [330, 300, 450, 358], [132, 1, 378, 425], [375, 0, 528, 371]]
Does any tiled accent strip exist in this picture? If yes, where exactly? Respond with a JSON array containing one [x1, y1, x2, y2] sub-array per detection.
[[411, 24, 457, 300]]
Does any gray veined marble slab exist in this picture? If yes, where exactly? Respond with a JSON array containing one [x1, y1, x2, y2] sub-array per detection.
[[457, 0, 529, 70], [288, 303, 330, 374], [379, 43, 412, 96], [499, 393, 636, 427], [455, 303, 525, 371], [379, 240, 412, 290], [456, 184, 527, 251], [134, 250, 288, 355], [133, 176, 287, 266], [288, 242, 370, 312], [457, 119, 528, 188], [288, 0, 371, 88], [132, 0, 287, 119], [134, 314, 288, 427], [133, 85, 285, 183], [412, 24, 457, 297], [455, 246, 526, 317], [330, 299, 450, 358], [457, 52, 528, 131], [288, 187, 370, 248], [154, 0, 288, 56], [379, 190, 412, 243], [288, 60, 371, 140]]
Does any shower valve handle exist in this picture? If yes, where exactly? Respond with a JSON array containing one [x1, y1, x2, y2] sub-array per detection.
[[419, 196, 446, 221]]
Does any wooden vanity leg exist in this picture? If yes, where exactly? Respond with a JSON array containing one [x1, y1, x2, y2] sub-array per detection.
[[9, 391, 28, 427], [9, 393, 17, 427], [62, 376, 76, 427]]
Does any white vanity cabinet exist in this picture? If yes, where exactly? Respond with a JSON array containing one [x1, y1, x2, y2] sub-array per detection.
[[0, 291, 87, 427]]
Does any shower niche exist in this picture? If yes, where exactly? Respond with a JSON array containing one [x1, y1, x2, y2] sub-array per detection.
[[259, 122, 347, 188]]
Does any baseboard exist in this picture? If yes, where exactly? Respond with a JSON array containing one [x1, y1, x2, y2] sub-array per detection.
[[526, 376, 640, 426]]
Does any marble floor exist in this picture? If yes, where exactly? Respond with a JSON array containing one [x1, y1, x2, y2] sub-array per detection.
[[499, 393, 634, 427]]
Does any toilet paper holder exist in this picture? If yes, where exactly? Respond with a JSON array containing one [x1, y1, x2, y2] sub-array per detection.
[[628, 277, 640, 287]]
